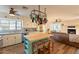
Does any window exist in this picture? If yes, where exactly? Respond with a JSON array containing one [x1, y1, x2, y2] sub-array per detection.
[[0, 27, 2, 31], [53, 23, 61, 32], [0, 19, 22, 33], [9, 20, 16, 30], [0, 20, 9, 31], [17, 21, 22, 30], [50, 23, 61, 32]]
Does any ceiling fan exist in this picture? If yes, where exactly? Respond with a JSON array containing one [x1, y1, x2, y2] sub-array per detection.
[[9, 8, 16, 16], [9, 6, 28, 16]]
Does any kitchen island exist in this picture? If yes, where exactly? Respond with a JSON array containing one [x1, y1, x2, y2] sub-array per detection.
[[23, 32, 52, 54]]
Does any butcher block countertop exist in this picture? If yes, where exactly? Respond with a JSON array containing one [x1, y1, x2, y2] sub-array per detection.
[[24, 32, 50, 43]]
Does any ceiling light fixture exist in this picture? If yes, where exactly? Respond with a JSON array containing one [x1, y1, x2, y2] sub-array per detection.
[[9, 14, 15, 16], [9, 8, 15, 16]]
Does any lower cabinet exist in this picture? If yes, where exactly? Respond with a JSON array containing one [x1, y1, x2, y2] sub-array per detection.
[[15, 34, 22, 44], [2, 34, 22, 47], [3, 35, 8, 47]]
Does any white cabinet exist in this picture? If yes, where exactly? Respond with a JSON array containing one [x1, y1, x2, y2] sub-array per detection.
[[3, 35, 8, 47], [7, 35, 15, 46], [2, 34, 22, 47], [15, 34, 22, 44]]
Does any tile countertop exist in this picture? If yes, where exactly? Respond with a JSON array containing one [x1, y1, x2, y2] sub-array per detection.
[[24, 32, 51, 43]]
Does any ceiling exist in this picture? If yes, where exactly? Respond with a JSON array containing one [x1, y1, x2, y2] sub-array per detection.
[[0, 5, 79, 21]]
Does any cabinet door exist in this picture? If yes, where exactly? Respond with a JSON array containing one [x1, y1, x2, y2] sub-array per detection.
[[3, 34, 22, 47], [8, 34, 22, 45], [3, 35, 14, 46], [15, 34, 22, 44], [7, 35, 15, 46], [3, 35, 9, 47]]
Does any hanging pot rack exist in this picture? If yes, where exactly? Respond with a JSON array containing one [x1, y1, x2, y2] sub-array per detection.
[[30, 5, 48, 25]]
